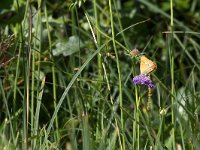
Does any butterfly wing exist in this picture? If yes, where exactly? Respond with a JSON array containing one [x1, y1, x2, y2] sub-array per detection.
[[140, 56, 157, 74]]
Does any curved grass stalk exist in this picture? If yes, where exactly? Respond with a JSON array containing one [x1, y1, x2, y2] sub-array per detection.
[[41, 39, 112, 149]]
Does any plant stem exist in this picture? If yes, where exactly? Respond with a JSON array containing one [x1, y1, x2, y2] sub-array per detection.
[[170, 0, 175, 149], [108, 0, 124, 149], [44, 1, 59, 141]]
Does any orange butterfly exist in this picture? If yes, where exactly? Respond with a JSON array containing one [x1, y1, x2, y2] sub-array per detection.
[[140, 55, 157, 75]]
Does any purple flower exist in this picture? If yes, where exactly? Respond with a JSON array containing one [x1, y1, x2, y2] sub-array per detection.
[[132, 74, 155, 88]]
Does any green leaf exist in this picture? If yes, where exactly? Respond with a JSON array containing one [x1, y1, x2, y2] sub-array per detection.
[[52, 35, 83, 56]]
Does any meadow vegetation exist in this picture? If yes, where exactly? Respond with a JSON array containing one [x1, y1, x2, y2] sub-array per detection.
[[0, 0, 200, 149]]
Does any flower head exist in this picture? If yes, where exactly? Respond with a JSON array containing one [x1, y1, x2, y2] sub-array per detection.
[[130, 48, 141, 57], [132, 74, 155, 88]]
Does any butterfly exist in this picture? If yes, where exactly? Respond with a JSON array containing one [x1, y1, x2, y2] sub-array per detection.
[[140, 55, 157, 75]]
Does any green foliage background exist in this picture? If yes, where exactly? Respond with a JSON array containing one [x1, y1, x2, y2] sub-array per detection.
[[0, 0, 200, 149]]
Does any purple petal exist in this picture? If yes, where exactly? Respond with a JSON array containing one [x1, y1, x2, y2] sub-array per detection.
[[132, 74, 155, 88]]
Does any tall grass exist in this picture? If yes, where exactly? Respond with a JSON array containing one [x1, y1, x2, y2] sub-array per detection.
[[0, 0, 200, 149]]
